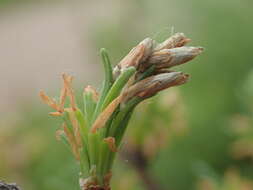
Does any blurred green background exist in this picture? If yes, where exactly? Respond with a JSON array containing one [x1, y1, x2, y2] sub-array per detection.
[[1, 0, 253, 190]]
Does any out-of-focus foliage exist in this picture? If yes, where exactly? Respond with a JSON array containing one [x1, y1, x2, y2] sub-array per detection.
[[125, 90, 187, 159], [1, 0, 253, 190], [197, 169, 253, 190], [0, 107, 79, 190]]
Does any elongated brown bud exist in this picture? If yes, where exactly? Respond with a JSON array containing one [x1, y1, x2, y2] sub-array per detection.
[[140, 46, 203, 71], [113, 44, 144, 78], [120, 44, 144, 69], [154, 33, 191, 51], [113, 38, 153, 78], [123, 72, 189, 101]]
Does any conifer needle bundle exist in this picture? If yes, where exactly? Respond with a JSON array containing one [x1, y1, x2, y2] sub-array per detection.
[[40, 33, 203, 190]]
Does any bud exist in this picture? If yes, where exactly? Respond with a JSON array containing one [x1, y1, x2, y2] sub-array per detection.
[[113, 38, 154, 78], [123, 72, 189, 101], [140, 46, 203, 71], [154, 33, 191, 51], [113, 43, 144, 78], [139, 38, 154, 63]]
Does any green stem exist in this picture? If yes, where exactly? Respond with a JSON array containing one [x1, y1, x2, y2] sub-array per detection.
[[97, 140, 110, 185], [101, 98, 141, 175], [88, 133, 100, 168], [105, 110, 136, 174], [75, 109, 89, 143], [108, 97, 142, 137], [75, 109, 90, 169]]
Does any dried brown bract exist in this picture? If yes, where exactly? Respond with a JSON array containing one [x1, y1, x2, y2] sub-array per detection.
[[123, 72, 189, 101], [139, 46, 203, 72]]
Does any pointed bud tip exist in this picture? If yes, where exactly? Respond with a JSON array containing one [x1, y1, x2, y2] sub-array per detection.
[[139, 37, 153, 45], [184, 38, 192, 43], [100, 48, 107, 54], [178, 73, 190, 85], [193, 46, 204, 54]]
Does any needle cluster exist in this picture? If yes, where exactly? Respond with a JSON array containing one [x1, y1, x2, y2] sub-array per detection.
[[40, 33, 203, 190]]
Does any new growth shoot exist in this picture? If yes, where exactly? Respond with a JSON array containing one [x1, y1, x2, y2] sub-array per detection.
[[40, 33, 203, 190]]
